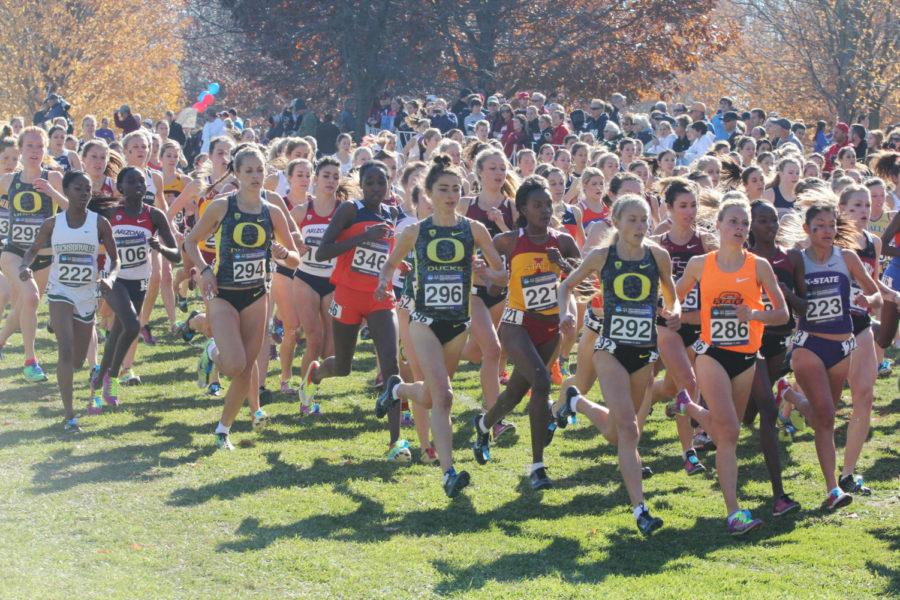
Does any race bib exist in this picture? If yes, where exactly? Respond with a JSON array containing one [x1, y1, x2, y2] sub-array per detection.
[[116, 234, 148, 270], [0, 211, 9, 238], [806, 294, 842, 322], [683, 286, 699, 311], [522, 271, 558, 311], [501, 307, 524, 326], [423, 272, 464, 308], [351, 241, 389, 277], [11, 221, 40, 244], [57, 253, 94, 287], [710, 305, 749, 346], [608, 314, 653, 344], [233, 257, 266, 284]]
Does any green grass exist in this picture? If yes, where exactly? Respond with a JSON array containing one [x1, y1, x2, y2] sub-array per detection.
[[1, 304, 898, 599]]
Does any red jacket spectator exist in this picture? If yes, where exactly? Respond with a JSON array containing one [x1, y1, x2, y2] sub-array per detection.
[[501, 126, 527, 159], [550, 124, 570, 146], [823, 122, 852, 173]]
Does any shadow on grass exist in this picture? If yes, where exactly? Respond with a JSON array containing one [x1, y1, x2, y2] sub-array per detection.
[[29, 417, 213, 493], [866, 526, 899, 595]]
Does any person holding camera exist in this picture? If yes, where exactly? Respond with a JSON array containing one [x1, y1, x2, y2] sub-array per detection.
[[114, 105, 141, 136], [33, 94, 73, 133]]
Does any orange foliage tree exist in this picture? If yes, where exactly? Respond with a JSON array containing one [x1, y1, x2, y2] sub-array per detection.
[[0, 0, 186, 124], [436, 0, 733, 100], [675, 0, 899, 127]]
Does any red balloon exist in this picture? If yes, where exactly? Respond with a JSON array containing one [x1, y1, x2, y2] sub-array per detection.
[[201, 94, 215, 108], [192, 101, 204, 111]]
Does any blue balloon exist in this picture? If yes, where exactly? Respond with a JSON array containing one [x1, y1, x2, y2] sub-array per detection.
[[198, 91, 210, 102], [207, 82, 220, 95]]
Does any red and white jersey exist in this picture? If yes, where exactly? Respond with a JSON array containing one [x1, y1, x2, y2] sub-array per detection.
[[298, 199, 339, 278], [109, 204, 156, 281]]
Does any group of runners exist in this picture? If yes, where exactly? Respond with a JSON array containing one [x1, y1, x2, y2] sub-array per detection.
[[2, 95, 899, 537]]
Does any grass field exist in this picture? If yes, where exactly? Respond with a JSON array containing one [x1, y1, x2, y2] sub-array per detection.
[[1, 304, 898, 599]]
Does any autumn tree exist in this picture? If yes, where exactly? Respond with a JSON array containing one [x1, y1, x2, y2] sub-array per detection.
[[0, 1, 186, 126], [434, 0, 732, 100], [218, 0, 442, 137], [679, 0, 899, 127]]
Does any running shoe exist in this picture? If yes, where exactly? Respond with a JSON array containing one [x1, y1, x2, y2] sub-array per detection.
[[252, 409, 270, 431], [555, 386, 581, 429], [102, 374, 119, 407], [641, 466, 654, 479], [139, 324, 156, 345], [88, 364, 100, 386], [375, 374, 401, 418], [499, 370, 510, 385], [636, 507, 663, 536], [550, 360, 563, 385], [772, 494, 801, 517], [87, 393, 103, 416], [471, 414, 491, 464], [280, 380, 297, 395], [299, 402, 322, 417], [545, 419, 558, 447], [777, 415, 797, 442], [207, 382, 222, 396], [877, 359, 893, 378], [822, 487, 853, 512], [401, 411, 415, 428], [64, 417, 80, 432], [298, 360, 320, 405], [492, 419, 517, 439], [197, 341, 214, 389], [530, 467, 552, 490], [666, 389, 692, 418], [683, 449, 706, 476], [23, 363, 48, 383], [727, 509, 763, 536], [839, 473, 872, 496], [215, 432, 234, 451], [270, 318, 284, 344], [442, 467, 470, 498], [774, 377, 791, 408], [420, 444, 438, 465], [386, 439, 412, 462], [120, 369, 141, 386], [176, 293, 189, 313], [176, 311, 199, 343], [692, 431, 716, 452]]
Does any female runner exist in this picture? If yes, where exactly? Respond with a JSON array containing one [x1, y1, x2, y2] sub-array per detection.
[[295, 157, 342, 414], [186, 145, 299, 450], [556, 194, 678, 534], [762, 157, 801, 218], [470, 175, 580, 490], [48, 125, 82, 173], [459, 148, 519, 437], [0, 127, 67, 381], [670, 198, 789, 534], [91, 167, 179, 411], [375, 155, 506, 496], [305, 161, 410, 461], [18, 170, 117, 431]]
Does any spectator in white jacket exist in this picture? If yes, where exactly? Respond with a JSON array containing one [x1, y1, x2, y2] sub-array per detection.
[[644, 121, 677, 155], [682, 121, 715, 166]]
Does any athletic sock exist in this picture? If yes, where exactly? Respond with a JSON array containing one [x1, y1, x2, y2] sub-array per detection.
[[390, 380, 399, 401], [633, 502, 647, 520], [215, 422, 230, 435], [477, 415, 490, 434], [569, 394, 580, 414], [530, 462, 545, 474], [24, 357, 37, 367], [206, 340, 217, 361]]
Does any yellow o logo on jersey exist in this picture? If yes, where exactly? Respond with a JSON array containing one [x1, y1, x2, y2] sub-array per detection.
[[612, 273, 651, 301], [232, 222, 266, 248], [425, 238, 465, 264], [12, 191, 43, 214]]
